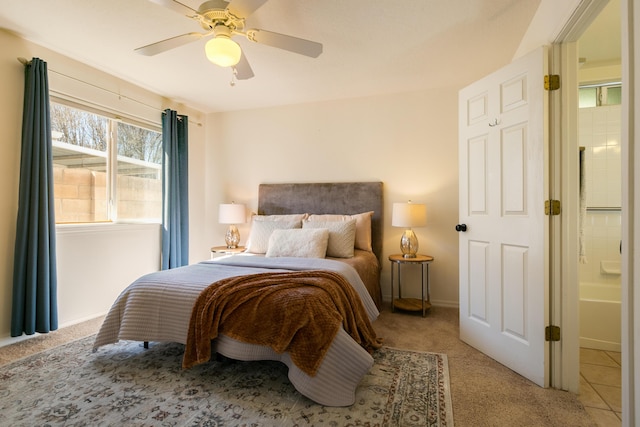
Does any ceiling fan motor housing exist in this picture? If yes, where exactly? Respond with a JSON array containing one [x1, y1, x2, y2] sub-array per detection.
[[198, 0, 244, 32]]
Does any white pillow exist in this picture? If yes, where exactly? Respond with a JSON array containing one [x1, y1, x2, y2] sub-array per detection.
[[266, 228, 329, 258], [245, 219, 301, 254], [302, 219, 356, 258], [306, 211, 373, 252]]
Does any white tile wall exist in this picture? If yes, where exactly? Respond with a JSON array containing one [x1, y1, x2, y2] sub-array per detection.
[[579, 105, 621, 285]]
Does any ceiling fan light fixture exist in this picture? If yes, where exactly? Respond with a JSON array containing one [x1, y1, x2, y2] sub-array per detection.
[[205, 35, 241, 67]]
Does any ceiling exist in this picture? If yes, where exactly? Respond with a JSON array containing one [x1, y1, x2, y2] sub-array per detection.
[[0, 0, 620, 114], [578, 0, 621, 69]]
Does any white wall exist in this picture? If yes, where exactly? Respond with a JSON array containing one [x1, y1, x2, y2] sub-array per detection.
[[0, 30, 24, 342], [208, 88, 461, 306], [55, 224, 161, 324], [577, 61, 624, 287], [579, 104, 622, 286], [0, 30, 210, 343]]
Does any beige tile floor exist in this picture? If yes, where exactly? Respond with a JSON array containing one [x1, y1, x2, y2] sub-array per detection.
[[579, 347, 622, 426]]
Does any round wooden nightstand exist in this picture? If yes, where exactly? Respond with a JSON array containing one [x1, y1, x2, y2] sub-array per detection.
[[389, 254, 434, 317]]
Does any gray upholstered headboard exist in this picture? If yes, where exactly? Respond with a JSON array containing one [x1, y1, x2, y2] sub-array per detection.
[[258, 182, 384, 263]]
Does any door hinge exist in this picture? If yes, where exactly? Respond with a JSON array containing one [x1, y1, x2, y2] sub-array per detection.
[[544, 74, 560, 91], [545, 325, 561, 341], [545, 199, 561, 215]]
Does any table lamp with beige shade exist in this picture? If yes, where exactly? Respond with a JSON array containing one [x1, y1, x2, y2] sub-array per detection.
[[218, 202, 246, 249], [392, 201, 427, 258]]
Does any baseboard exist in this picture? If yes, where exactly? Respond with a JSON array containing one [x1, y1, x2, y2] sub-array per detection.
[[0, 312, 106, 349], [580, 337, 621, 352], [0, 333, 34, 348], [58, 312, 107, 329]]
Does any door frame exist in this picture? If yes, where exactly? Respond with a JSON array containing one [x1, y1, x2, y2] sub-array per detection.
[[553, 2, 639, 425], [550, 40, 580, 393], [621, 0, 638, 423], [546, 0, 610, 393]]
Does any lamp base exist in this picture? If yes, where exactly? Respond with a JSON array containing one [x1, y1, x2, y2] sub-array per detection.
[[225, 225, 240, 249], [400, 229, 419, 258]]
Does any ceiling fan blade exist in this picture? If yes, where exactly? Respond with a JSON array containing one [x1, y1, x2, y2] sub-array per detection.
[[234, 52, 255, 80], [135, 32, 206, 56], [227, 0, 268, 18], [246, 29, 322, 58], [149, 0, 198, 16]]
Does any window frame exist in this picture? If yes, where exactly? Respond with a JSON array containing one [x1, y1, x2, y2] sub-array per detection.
[[50, 97, 163, 225], [578, 81, 622, 108]]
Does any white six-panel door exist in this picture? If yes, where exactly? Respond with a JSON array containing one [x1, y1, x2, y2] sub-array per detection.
[[458, 47, 549, 387]]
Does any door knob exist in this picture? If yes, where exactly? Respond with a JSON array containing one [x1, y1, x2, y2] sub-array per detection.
[[455, 224, 467, 232]]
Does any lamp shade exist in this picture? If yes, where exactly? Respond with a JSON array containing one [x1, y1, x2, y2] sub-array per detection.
[[218, 203, 246, 224], [205, 36, 242, 67], [392, 202, 427, 228]]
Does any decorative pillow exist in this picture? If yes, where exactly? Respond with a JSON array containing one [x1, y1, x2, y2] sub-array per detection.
[[245, 219, 302, 254], [302, 219, 356, 258], [266, 228, 329, 258], [252, 213, 308, 222], [306, 211, 373, 252]]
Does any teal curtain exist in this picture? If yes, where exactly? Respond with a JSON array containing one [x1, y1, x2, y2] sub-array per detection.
[[11, 57, 58, 337], [161, 109, 189, 269]]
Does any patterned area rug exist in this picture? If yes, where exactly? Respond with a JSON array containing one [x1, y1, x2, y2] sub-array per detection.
[[0, 336, 453, 426]]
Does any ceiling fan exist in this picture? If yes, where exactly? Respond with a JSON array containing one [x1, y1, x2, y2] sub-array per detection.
[[136, 0, 323, 80]]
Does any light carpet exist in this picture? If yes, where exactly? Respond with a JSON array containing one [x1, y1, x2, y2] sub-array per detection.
[[0, 335, 453, 426]]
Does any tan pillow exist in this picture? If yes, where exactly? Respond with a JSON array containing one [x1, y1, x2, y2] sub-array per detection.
[[307, 211, 373, 252], [245, 219, 301, 254], [302, 219, 356, 258], [266, 228, 329, 258]]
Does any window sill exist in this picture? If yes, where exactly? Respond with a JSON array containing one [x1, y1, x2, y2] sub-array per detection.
[[56, 222, 161, 234]]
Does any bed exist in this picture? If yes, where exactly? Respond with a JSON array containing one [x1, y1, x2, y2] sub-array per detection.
[[93, 181, 384, 407]]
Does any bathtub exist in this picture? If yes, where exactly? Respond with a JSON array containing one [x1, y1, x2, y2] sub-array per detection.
[[579, 281, 621, 352]]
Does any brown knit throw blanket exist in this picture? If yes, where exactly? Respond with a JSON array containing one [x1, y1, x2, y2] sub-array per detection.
[[183, 270, 382, 376]]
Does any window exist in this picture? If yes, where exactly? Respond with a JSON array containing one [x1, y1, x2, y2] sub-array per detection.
[[51, 102, 162, 223], [578, 87, 597, 108], [579, 83, 622, 108]]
